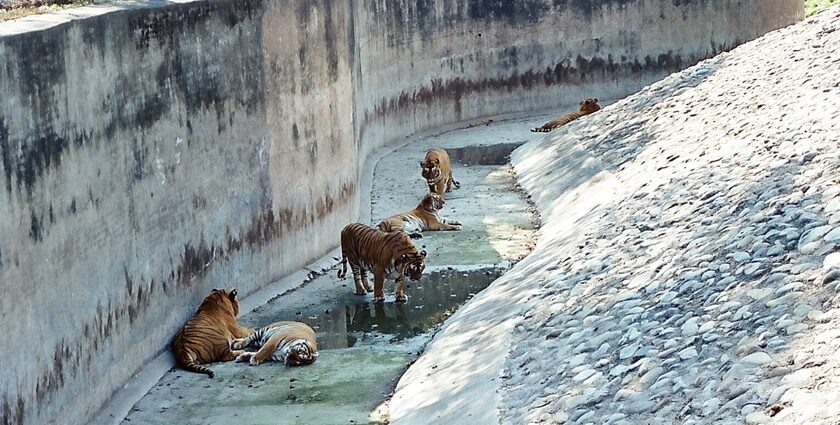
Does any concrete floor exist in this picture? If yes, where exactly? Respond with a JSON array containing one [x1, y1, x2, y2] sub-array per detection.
[[117, 114, 542, 425]]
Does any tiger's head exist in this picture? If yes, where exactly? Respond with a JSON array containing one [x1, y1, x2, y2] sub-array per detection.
[[399, 250, 427, 281], [418, 192, 445, 212], [579, 98, 601, 114], [420, 157, 442, 186], [199, 288, 241, 317], [285, 340, 319, 366]]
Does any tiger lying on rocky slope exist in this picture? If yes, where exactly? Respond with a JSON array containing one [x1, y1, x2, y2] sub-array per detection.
[[531, 98, 601, 132]]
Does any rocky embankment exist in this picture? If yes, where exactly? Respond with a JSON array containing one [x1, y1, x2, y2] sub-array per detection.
[[388, 7, 839, 425], [501, 7, 840, 425]]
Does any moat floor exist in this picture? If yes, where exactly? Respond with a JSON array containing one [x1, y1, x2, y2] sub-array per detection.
[[117, 112, 548, 425]]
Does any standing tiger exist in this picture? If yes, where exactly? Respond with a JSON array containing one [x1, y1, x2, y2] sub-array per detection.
[[421, 148, 460, 198], [171, 288, 252, 378], [377, 192, 461, 238], [338, 223, 427, 303], [232, 321, 318, 366], [531, 98, 601, 132]]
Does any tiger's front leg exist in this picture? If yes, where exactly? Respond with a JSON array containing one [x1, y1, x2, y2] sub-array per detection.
[[373, 267, 386, 303], [229, 327, 257, 350], [428, 219, 461, 231], [395, 276, 408, 303], [217, 343, 245, 362], [230, 335, 253, 350]]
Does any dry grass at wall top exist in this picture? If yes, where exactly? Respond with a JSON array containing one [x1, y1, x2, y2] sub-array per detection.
[[806, 0, 840, 16]]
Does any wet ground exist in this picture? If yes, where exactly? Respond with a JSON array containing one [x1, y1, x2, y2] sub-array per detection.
[[121, 269, 503, 425], [119, 116, 542, 425]]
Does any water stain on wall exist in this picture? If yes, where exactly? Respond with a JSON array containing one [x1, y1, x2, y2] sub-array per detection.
[[0, 395, 25, 425], [364, 48, 744, 123], [9, 178, 356, 423], [0, 122, 88, 199]]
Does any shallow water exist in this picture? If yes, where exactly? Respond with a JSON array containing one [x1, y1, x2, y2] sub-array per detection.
[[245, 268, 505, 350]]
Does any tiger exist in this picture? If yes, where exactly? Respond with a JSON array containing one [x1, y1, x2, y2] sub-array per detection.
[[377, 192, 461, 238], [421, 148, 460, 198], [337, 223, 427, 303], [171, 288, 253, 378], [531, 98, 601, 132], [231, 321, 318, 366]]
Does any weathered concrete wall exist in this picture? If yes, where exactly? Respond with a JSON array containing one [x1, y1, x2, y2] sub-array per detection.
[[355, 0, 804, 158], [0, 1, 357, 424], [0, 0, 801, 424]]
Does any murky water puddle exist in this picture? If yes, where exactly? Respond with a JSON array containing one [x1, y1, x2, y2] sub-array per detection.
[[244, 268, 505, 350]]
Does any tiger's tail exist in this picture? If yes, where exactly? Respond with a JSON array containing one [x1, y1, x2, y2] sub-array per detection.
[[530, 127, 549, 133], [175, 349, 214, 378], [337, 249, 348, 279]]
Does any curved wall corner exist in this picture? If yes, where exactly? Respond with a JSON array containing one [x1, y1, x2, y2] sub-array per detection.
[[0, 0, 801, 424], [354, 0, 804, 159]]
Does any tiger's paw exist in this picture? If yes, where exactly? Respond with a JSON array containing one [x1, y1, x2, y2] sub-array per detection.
[[249, 356, 264, 366], [355, 289, 367, 295], [373, 296, 385, 304], [395, 294, 408, 303], [230, 338, 248, 350], [236, 352, 254, 363]]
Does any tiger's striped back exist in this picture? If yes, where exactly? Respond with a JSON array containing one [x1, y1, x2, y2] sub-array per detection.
[[338, 223, 424, 278]]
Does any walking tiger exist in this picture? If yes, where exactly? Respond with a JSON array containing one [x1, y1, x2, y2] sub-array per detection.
[[338, 223, 427, 303]]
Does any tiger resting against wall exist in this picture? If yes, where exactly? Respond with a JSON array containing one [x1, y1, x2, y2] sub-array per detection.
[[338, 223, 427, 303], [232, 321, 318, 366], [421, 148, 460, 198], [531, 98, 601, 132], [171, 288, 253, 378], [377, 192, 462, 238]]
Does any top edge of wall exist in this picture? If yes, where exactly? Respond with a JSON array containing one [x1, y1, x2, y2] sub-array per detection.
[[0, 0, 197, 36]]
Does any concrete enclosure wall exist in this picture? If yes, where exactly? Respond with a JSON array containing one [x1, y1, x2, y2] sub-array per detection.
[[0, 0, 801, 424]]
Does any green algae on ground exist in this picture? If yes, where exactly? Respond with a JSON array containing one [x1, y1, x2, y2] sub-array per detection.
[[127, 347, 411, 425]]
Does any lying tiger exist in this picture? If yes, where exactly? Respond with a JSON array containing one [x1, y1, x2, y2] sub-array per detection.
[[377, 192, 461, 238], [421, 148, 460, 198], [171, 288, 252, 378], [338, 223, 427, 303], [531, 98, 601, 132], [232, 321, 318, 366]]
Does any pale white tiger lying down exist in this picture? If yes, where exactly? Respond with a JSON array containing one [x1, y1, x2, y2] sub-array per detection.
[[231, 321, 318, 366]]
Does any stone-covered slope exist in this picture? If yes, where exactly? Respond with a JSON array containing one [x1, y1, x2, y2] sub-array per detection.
[[503, 7, 840, 425]]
